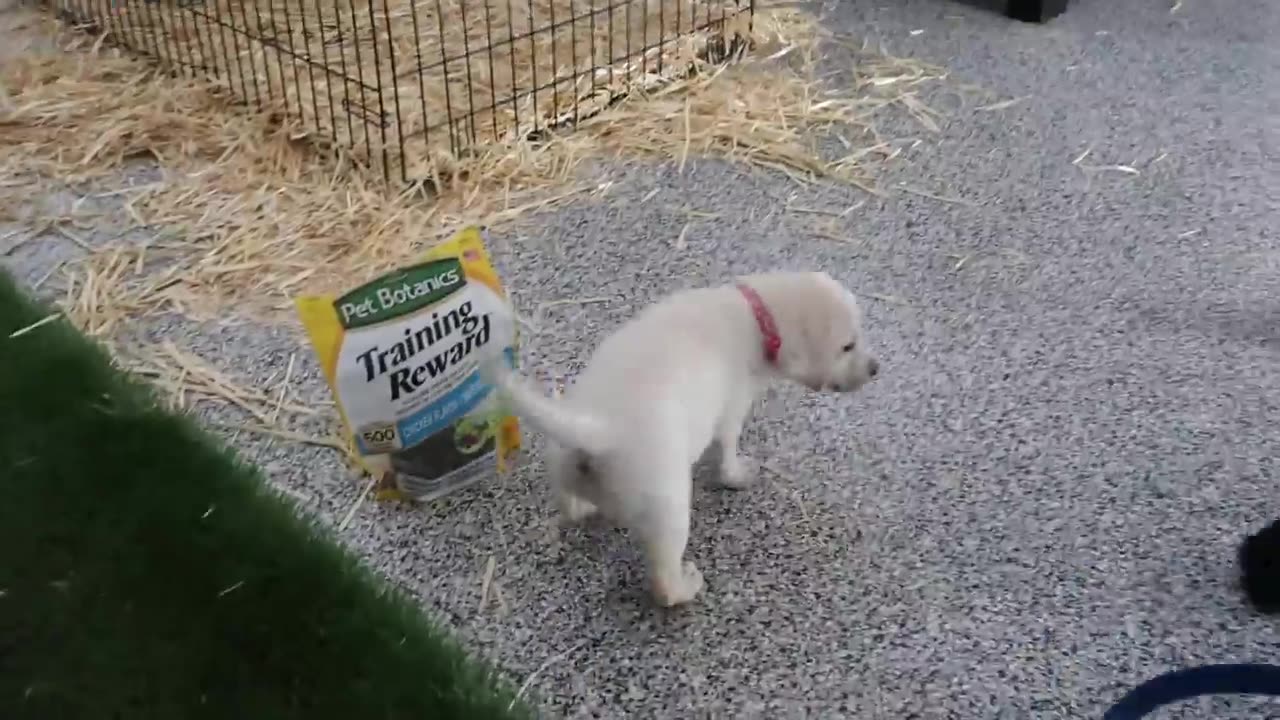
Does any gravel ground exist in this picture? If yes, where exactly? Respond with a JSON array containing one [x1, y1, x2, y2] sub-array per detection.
[[6, 0, 1280, 717]]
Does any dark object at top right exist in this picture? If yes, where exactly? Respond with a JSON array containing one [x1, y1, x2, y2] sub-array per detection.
[[1240, 517, 1280, 615]]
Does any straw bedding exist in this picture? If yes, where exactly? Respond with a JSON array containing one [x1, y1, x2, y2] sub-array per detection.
[[1, 0, 947, 465]]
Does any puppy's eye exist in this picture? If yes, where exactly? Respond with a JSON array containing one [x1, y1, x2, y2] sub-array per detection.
[[841, 341, 856, 353]]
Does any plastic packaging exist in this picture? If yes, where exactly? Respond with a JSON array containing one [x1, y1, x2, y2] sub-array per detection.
[[296, 226, 520, 501]]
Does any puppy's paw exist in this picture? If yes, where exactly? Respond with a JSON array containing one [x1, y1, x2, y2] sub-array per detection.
[[557, 494, 599, 525], [717, 454, 759, 489], [681, 561, 705, 595], [653, 562, 704, 607]]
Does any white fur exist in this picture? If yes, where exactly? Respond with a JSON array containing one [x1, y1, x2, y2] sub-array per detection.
[[482, 271, 879, 607]]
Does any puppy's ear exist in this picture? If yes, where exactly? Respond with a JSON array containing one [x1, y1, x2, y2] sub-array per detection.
[[775, 341, 809, 378], [775, 308, 826, 380]]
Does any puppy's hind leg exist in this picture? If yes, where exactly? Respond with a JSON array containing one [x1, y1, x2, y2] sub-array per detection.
[[545, 445, 599, 525], [714, 390, 758, 490], [628, 463, 703, 607]]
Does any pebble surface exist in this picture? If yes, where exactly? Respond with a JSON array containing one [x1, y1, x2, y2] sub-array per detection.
[[4, 0, 1279, 717]]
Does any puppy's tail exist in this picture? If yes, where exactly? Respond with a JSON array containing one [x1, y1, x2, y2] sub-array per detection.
[[480, 353, 614, 457]]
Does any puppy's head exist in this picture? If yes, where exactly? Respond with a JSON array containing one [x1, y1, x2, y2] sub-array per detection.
[[760, 271, 879, 393]]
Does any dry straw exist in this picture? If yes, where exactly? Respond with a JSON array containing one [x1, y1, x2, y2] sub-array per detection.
[[1, 0, 946, 466]]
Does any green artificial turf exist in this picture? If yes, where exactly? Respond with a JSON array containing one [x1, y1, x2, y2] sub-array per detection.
[[0, 269, 531, 720]]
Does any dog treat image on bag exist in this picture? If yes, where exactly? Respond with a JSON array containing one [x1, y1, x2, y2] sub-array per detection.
[[295, 226, 520, 502], [453, 399, 503, 455]]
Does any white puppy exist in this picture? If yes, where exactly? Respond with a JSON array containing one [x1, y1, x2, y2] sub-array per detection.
[[483, 271, 879, 607]]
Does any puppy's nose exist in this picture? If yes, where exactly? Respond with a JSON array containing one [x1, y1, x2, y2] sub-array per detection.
[[867, 358, 880, 378]]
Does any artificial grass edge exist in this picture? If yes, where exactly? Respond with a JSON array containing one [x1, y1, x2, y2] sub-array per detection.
[[0, 269, 534, 720]]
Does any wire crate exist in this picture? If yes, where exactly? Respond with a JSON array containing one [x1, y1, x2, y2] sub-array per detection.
[[48, 0, 754, 183]]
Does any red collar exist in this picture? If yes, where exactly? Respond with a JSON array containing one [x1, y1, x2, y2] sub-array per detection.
[[736, 283, 782, 365]]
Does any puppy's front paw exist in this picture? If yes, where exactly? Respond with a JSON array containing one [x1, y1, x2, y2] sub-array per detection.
[[681, 562, 705, 597], [718, 454, 759, 489], [558, 494, 599, 525], [654, 562, 704, 607]]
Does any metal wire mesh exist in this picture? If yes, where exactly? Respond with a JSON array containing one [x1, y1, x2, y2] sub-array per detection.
[[45, 0, 754, 184]]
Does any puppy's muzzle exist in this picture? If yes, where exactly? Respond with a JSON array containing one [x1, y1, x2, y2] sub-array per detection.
[[827, 357, 879, 393]]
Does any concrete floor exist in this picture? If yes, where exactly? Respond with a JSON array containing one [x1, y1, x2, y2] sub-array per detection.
[[4, 0, 1279, 717]]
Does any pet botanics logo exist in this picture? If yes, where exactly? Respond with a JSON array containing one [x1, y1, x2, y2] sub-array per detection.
[[334, 258, 464, 330]]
